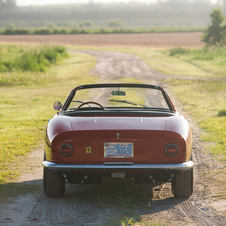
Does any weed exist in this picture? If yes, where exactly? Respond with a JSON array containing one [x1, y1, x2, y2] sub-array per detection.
[[0, 45, 68, 74], [169, 47, 190, 56], [218, 110, 226, 117]]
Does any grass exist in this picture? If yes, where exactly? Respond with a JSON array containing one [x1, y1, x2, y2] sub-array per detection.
[[0, 45, 68, 74], [159, 45, 226, 161], [0, 27, 204, 35], [0, 45, 69, 87], [165, 45, 226, 77], [165, 79, 226, 160], [0, 47, 97, 183], [1, 43, 226, 223]]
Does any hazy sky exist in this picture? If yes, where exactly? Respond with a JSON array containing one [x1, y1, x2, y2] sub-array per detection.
[[16, 0, 217, 6], [17, 0, 158, 6], [16, 0, 216, 6]]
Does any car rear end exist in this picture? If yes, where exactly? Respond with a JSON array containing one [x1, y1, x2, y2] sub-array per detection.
[[43, 84, 193, 198]]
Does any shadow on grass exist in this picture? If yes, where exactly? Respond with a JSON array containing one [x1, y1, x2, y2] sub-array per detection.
[[0, 179, 42, 203]]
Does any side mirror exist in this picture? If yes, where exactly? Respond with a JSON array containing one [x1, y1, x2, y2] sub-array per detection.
[[53, 101, 62, 111]]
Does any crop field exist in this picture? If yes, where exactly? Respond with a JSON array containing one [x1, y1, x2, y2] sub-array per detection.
[[0, 32, 203, 48]]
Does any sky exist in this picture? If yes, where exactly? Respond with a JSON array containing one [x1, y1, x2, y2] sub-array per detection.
[[16, 0, 159, 6], [16, 0, 217, 6]]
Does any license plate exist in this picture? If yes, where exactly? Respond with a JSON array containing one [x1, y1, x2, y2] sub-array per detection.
[[104, 142, 134, 158]]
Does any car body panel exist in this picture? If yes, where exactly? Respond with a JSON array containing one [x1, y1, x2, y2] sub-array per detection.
[[45, 114, 192, 164]]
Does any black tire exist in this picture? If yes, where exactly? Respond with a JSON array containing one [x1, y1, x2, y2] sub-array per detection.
[[172, 167, 193, 198], [43, 168, 65, 197]]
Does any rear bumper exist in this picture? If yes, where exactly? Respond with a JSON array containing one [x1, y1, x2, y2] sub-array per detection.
[[42, 160, 194, 172]]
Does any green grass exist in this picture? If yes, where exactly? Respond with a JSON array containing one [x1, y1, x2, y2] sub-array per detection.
[[0, 47, 97, 183], [0, 45, 68, 74], [156, 46, 226, 160], [0, 45, 69, 87], [165, 79, 226, 160], [165, 45, 226, 77], [120, 48, 213, 77], [0, 27, 204, 35]]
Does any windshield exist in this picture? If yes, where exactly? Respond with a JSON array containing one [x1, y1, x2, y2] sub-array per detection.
[[67, 86, 171, 112]]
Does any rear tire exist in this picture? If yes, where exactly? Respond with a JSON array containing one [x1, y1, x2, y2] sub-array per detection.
[[172, 168, 193, 198], [43, 168, 65, 197]]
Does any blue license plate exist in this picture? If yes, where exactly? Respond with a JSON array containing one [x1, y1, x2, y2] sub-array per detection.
[[104, 142, 134, 158]]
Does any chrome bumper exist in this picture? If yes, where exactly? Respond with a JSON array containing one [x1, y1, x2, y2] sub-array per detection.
[[42, 160, 194, 171]]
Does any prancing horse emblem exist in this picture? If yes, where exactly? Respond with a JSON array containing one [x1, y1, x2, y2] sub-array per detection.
[[86, 146, 91, 154]]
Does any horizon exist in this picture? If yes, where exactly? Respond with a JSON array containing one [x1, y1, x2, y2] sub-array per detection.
[[17, 0, 157, 6], [16, 0, 217, 6]]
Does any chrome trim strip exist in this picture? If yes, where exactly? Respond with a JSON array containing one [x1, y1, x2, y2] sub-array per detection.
[[42, 161, 194, 171], [104, 162, 133, 165]]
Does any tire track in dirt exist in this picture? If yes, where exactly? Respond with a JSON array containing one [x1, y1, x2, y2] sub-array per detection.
[[1, 50, 226, 226]]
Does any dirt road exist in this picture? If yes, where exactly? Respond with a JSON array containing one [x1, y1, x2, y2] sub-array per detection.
[[0, 50, 225, 226]]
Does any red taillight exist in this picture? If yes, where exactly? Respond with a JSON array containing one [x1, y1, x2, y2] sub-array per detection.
[[164, 143, 179, 157], [59, 144, 74, 157]]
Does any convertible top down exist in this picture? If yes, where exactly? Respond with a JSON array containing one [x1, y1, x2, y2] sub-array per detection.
[[43, 83, 193, 198]]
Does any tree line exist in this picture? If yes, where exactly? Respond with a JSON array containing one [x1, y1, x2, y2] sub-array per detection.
[[0, 0, 16, 9], [0, 0, 226, 28]]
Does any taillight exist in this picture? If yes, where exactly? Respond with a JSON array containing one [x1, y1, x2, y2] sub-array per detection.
[[59, 144, 74, 157], [164, 143, 179, 157]]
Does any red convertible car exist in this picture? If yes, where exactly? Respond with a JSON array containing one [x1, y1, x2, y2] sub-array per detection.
[[43, 83, 193, 198]]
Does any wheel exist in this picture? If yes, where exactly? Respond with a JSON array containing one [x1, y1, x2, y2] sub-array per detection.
[[43, 168, 65, 197], [172, 167, 193, 198], [75, 101, 106, 111]]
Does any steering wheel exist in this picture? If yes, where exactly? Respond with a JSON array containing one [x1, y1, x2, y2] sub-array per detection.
[[75, 101, 106, 111]]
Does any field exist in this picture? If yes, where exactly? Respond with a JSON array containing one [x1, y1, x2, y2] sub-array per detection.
[[0, 33, 226, 225], [0, 32, 203, 48]]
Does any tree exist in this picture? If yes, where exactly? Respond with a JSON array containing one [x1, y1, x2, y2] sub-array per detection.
[[201, 8, 226, 45], [0, 0, 16, 10], [80, 21, 94, 27], [107, 19, 124, 27], [48, 22, 57, 29]]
